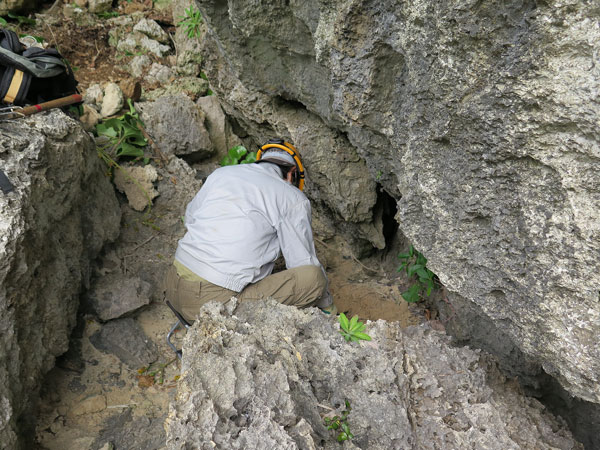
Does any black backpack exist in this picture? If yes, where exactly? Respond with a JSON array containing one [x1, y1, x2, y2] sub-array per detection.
[[0, 28, 79, 105]]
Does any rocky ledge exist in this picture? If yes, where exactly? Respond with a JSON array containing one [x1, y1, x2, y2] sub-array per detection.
[[166, 299, 580, 449]]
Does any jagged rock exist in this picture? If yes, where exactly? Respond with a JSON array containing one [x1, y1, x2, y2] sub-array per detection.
[[120, 79, 142, 102], [143, 77, 209, 101], [129, 54, 152, 78], [196, 96, 242, 156], [166, 300, 581, 449], [0, 0, 35, 15], [113, 164, 159, 212], [140, 36, 171, 58], [172, 0, 205, 77], [196, 0, 600, 444], [100, 82, 124, 118], [93, 409, 166, 450], [85, 274, 152, 321], [83, 84, 103, 105], [145, 63, 173, 85], [89, 318, 157, 369], [79, 104, 101, 131], [87, 0, 111, 14], [133, 18, 169, 44], [136, 94, 213, 159], [0, 111, 120, 448]]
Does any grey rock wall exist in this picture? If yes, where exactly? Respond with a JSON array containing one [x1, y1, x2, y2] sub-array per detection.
[[194, 0, 600, 440], [0, 111, 120, 449], [166, 300, 581, 449]]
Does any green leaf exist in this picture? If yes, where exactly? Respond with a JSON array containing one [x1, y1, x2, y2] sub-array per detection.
[[228, 145, 247, 159], [116, 142, 144, 157], [397, 253, 410, 259], [0, 17, 6, 26], [402, 284, 421, 303], [242, 151, 257, 163], [407, 264, 424, 278], [353, 331, 372, 341], [339, 313, 349, 331], [416, 268, 429, 279], [349, 315, 358, 331], [220, 155, 235, 166]]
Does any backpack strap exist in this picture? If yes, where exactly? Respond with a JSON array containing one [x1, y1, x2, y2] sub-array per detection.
[[0, 29, 30, 104]]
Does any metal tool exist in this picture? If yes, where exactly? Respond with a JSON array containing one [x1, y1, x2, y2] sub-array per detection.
[[0, 93, 83, 120]]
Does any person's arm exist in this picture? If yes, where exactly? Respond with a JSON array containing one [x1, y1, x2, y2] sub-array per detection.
[[277, 200, 333, 307]]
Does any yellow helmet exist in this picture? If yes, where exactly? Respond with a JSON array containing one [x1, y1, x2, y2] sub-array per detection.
[[256, 139, 305, 191]]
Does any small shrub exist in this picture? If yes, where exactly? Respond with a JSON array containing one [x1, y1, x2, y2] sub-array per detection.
[[397, 245, 437, 302], [178, 5, 203, 39], [96, 99, 147, 160], [220, 145, 257, 166], [324, 400, 354, 442], [339, 313, 371, 342]]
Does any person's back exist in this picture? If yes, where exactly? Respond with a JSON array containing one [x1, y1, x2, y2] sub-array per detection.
[[164, 139, 335, 323], [176, 162, 317, 291]]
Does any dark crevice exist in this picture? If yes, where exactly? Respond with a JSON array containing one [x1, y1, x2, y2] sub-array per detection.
[[376, 184, 398, 250]]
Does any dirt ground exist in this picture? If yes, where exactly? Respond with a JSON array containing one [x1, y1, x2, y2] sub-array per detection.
[[18, 3, 429, 448]]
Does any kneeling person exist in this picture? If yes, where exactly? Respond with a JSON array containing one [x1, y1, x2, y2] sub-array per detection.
[[165, 139, 334, 323]]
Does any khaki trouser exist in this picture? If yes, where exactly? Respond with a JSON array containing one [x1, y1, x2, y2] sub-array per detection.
[[164, 261, 328, 323]]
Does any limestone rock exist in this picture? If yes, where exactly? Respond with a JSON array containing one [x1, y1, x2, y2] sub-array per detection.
[[89, 318, 157, 369], [85, 274, 152, 321], [196, 96, 242, 156], [129, 55, 152, 78], [143, 77, 208, 101], [0, 0, 35, 15], [136, 94, 213, 159], [100, 82, 124, 118], [87, 0, 111, 14], [166, 300, 581, 449], [79, 104, 101, 131], [0, 111, 120, 448], [113, 164, 159, 212], [145, 63, 173, 85], [140, 36, 171, 57], [196, 0, 600, 443], [133, 18, 169, 44], [83, 83, 103, 105]]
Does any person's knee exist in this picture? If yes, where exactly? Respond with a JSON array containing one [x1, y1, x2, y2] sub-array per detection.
[[296, 265, 327, 294]]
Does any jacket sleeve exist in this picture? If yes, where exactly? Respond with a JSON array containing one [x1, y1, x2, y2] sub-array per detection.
[[276, 199, 323, 270]]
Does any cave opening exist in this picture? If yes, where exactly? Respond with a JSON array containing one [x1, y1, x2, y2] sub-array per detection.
[[376, 184, 399, 252]]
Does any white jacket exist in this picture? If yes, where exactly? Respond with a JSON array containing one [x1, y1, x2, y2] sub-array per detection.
[[175, 162, 324, 292]]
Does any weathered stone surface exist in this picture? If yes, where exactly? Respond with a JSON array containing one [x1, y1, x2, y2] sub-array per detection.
[[0, 111, 120, 449], [113, 164, 159, 212], [89, 318, 157, 369], [196, 95, 242, 157], [166, 300, 580, 449], [100, 82, 124, 118], [133, 18, 169, 44], [85, 274, 152, 321], [136, 94, 213, 159], [196, 0, 600, 442], [93, 409, 166, 450], [0, 0, 34, 15]]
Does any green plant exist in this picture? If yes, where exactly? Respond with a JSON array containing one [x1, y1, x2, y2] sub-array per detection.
[[338, 313, 371, 342], [96, 98, 147, 159], [324, 400, 354, 442], [397, 245, 437, 302], [178, 5, 203, 39], [220, 145, 257, 166], [96, 10, 119, 19], [376, 170, 382, 181], [7, 12, 35, 27], [137, 357, 177, 386]]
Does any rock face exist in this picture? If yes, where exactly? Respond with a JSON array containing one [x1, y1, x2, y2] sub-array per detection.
[[195, 0, 600, 443], [0, 111, 120, 449], [166, 300, 580, 449]]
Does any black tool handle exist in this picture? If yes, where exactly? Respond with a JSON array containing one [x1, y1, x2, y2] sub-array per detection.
[[0, 168, 14, 194]]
